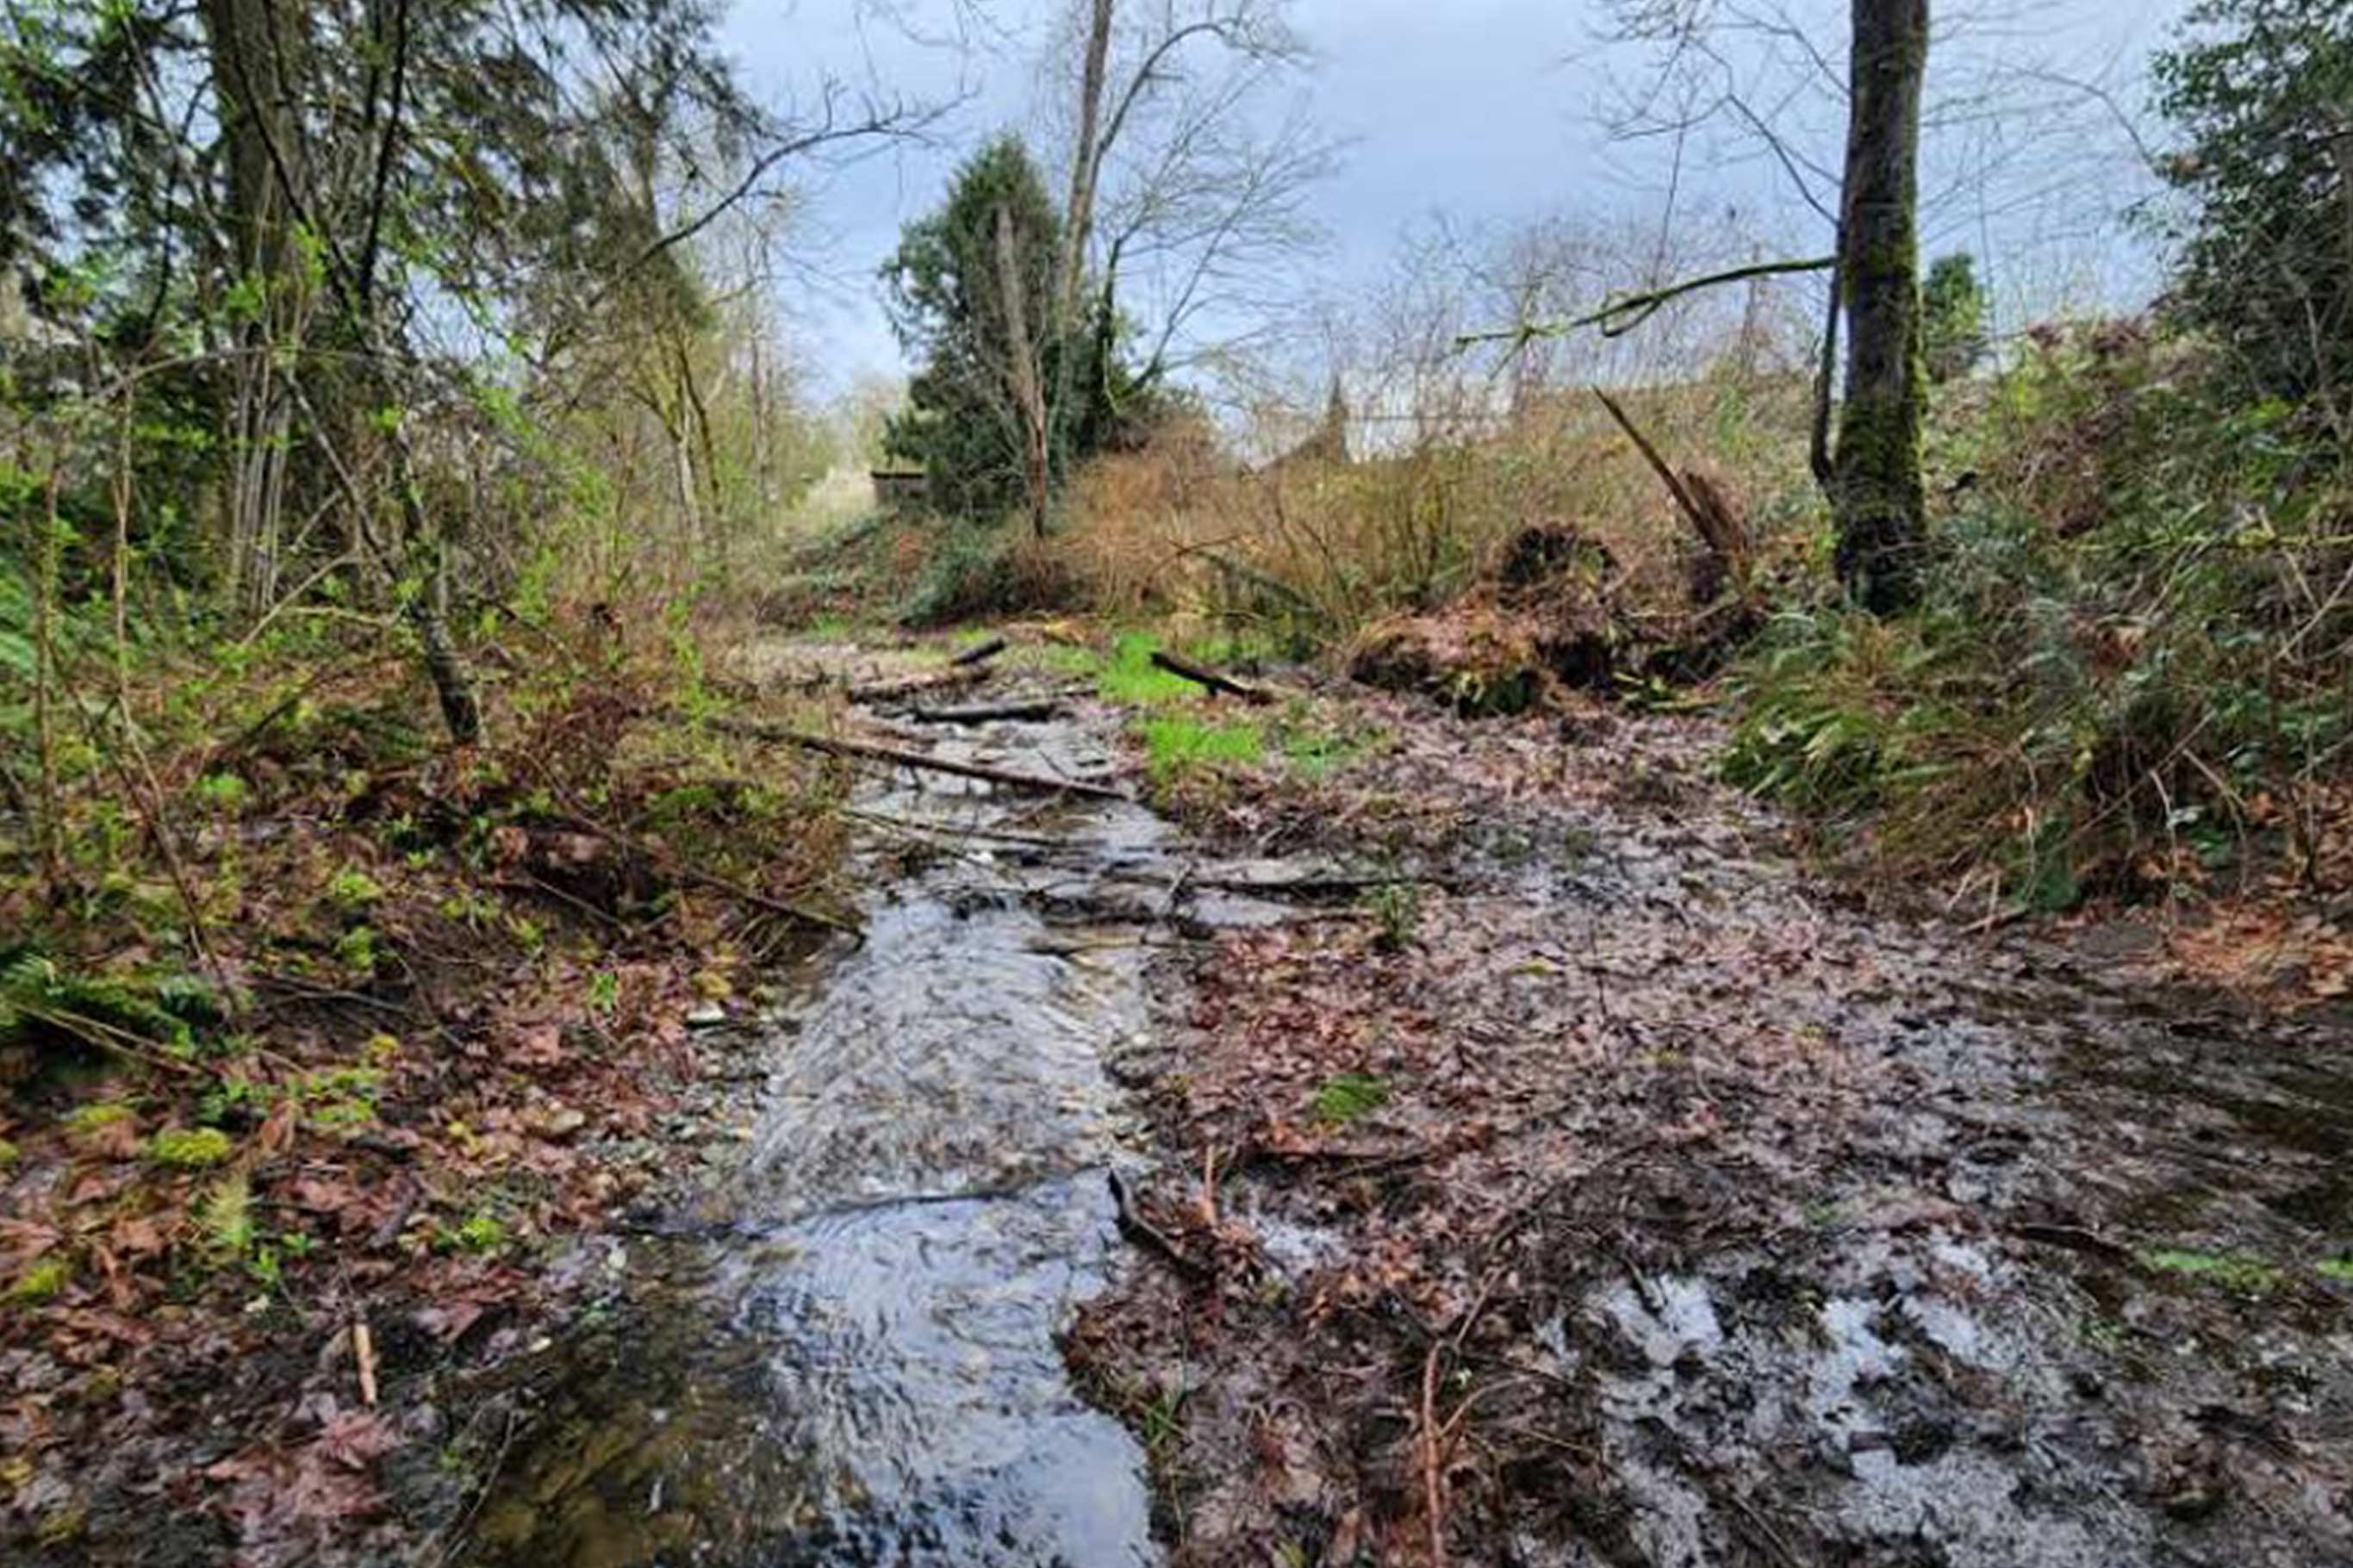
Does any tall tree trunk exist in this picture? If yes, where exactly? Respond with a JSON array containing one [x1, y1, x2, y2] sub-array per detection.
[[1831, 0, 1930, 615], [202, 0, 307, 620], [1057, 0, 1117, 334], [995, 202, 1053, 538]]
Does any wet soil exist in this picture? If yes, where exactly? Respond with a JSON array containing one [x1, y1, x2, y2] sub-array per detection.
[[1069, 685, 2353, 1568], [21, 632, 2344, 1567]]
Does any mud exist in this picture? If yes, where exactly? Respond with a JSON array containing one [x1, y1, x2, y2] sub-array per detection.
[[1070, 688, 2353, 1568], [359, 647, 2353, 1568]]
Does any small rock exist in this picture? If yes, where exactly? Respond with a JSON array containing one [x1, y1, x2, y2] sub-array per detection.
[[685, 1002, 728, 1029], [526, 1104, 588, 1141]]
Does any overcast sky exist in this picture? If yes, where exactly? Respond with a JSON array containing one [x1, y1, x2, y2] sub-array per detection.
[[718, 0, 2191, 400]]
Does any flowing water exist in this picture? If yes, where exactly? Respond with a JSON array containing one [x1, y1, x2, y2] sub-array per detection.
[[461, 708, 1205, 1567]]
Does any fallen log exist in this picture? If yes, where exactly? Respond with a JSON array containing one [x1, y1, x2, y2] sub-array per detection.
[[1148, 648, 1271, 704], [845, 664, 988, 705], [910, 696, 1064, 725], [949, 634, 1009, 667], [707, 715, 1128, 800]]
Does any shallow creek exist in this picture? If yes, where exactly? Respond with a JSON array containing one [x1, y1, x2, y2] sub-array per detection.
[[459, 706, 1237, 1566]]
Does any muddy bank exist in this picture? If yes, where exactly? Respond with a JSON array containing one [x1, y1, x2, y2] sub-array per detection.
[[1074, 689, 2353, 1567]]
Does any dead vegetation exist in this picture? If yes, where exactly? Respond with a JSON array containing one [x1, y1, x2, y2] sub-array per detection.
[[1060, 364, 1809, 666], [0, 607, 854, 1563]]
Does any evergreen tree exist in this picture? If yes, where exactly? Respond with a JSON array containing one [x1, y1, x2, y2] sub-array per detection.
[[881, 135, 1151, 527], [2153, 0, 2353, 414], [1923, 252, 1988, 383]]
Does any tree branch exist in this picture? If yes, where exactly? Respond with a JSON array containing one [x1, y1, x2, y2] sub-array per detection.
[[1454, 252, 1833, 352]]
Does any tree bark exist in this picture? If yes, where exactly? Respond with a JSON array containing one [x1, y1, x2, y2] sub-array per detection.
[[1831, 0, 1930, 616], [994, 201, 1053, 538], [202, 0, 308, 619], [1057, 0, 1117, 333]]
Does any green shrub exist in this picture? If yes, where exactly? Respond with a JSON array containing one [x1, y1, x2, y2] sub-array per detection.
[[896, 522, 1077, 627], [1726, 325, 2350, 907]]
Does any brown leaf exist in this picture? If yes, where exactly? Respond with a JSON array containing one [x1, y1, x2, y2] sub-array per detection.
[[107, 1214, 168, 1259], [0, 1218, 62, 1272], [412, 1299, 485, 1341], [254, 1098, 301, 1157], [316, 1410, 399, 1472], [509, 1023, 564, 1068]]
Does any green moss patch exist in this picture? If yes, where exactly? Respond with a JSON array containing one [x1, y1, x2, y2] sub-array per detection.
[[147, 1126, 234, 1169], [2138, 1247, 2285, 1296]]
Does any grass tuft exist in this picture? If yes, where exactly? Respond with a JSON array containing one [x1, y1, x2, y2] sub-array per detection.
[[1310, 1071, 1389, 1125], [1139, 715, 1264, 781]]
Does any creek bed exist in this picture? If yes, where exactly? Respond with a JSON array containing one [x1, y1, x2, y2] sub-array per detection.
[[460, 707, 1183, 1566]]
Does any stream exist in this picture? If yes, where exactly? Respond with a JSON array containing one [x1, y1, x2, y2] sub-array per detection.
[[458, 701, 1229, 1566]]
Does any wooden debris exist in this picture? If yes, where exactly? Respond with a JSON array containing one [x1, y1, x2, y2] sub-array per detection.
[[1148, 648, 1271, 705], [845, 664, 989, 705], [1107, 1169, 1213, 1281], [949, 634, 1009, 667], [1591, 387, 1753, 604], [707, 715, 1128, 800], [353, 1319, 378, 1406], [911, 696, 1064, 725]]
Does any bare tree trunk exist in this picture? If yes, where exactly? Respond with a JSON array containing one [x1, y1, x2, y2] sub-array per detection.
[[390, 428, 483, 744], [1831, 0, 1930, 615], [202, 0, 306, 620], [32, 463, 64, 890], [1057, 0, 1117, 333], [995, 202, 1052, 538]]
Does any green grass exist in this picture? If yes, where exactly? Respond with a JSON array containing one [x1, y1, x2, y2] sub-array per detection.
[[1362, 880, 1421, 951], [1139, 714, 1264, 781], [199, 1173, 253, 1254], [1275, 706, 1385, 781], [1096, 632, 1201, 706], [1310, 1071, 1388, 1125], [2317, 1257, 2353, 1283], [2138, 1247, 2286, 1296]]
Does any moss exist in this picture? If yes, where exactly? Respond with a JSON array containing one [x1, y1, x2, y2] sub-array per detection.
[[147, 1126, 234, 1168], [0, 1137, 18, 1168], [8, 1256, 71, 1304], [61, 1102, 139, 1153], [63, 1102, 135, 1132]]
